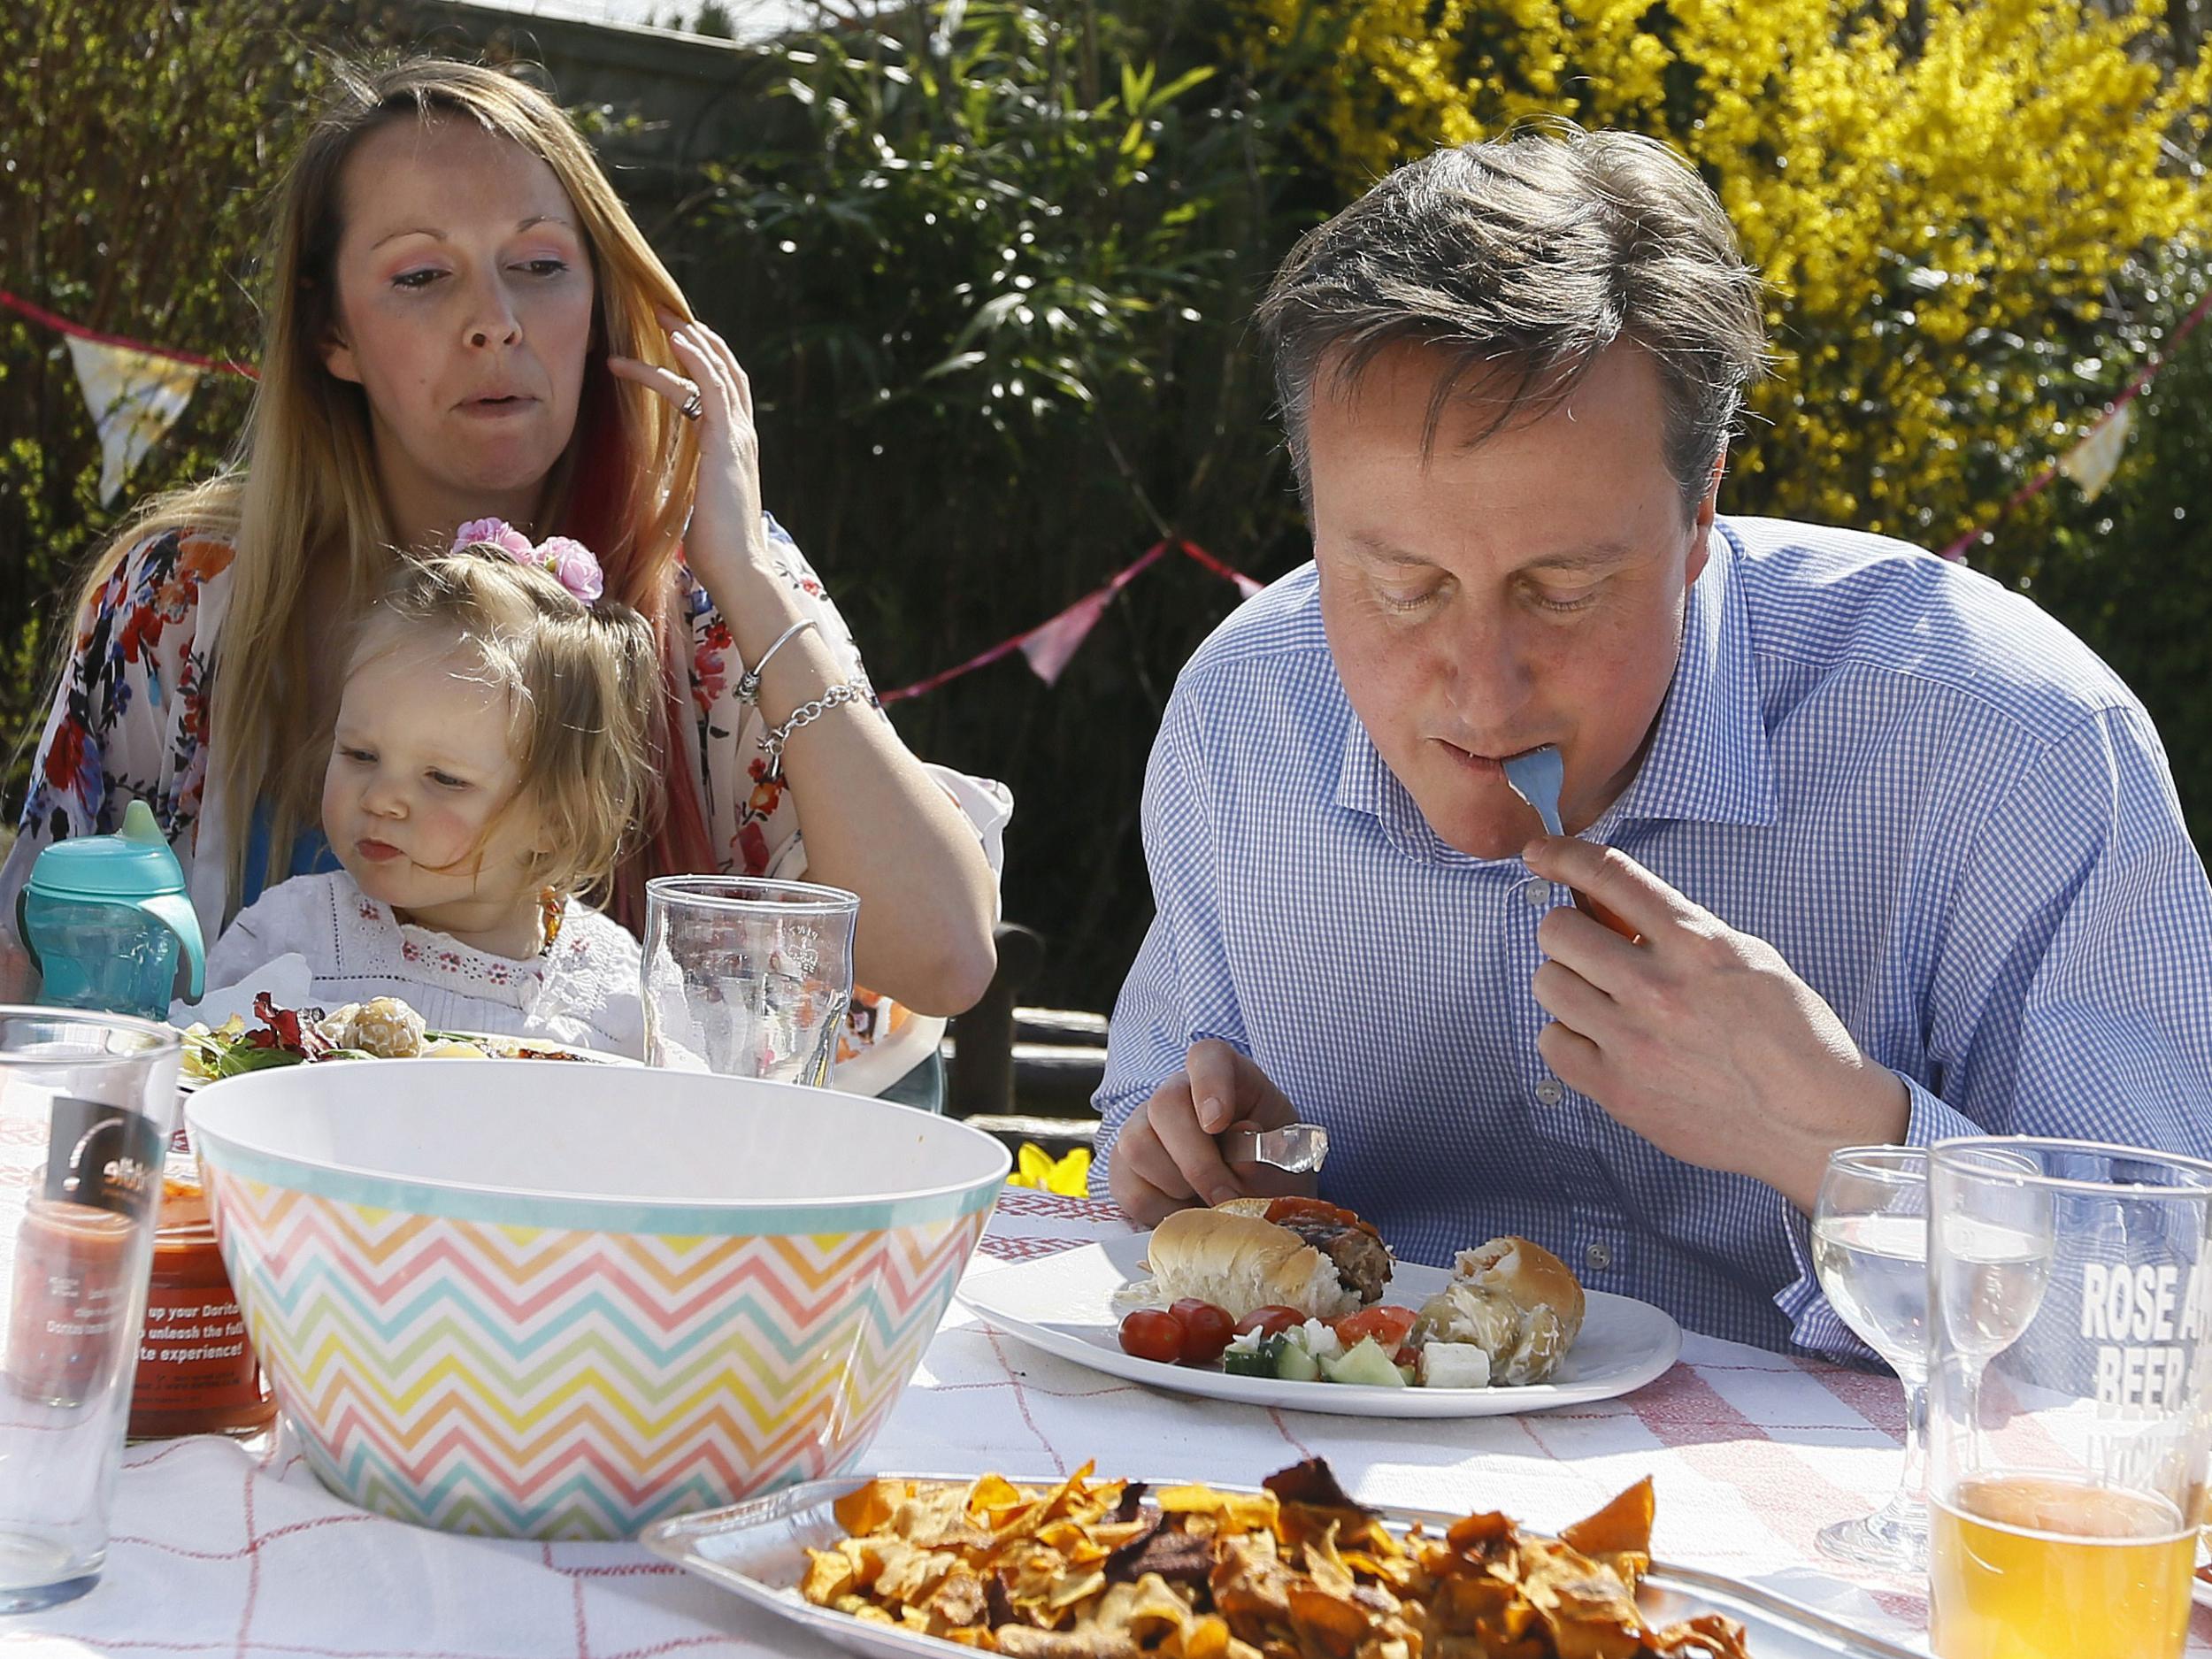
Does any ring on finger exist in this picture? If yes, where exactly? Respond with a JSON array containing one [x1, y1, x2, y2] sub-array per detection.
[[678, 387, 704, 422]]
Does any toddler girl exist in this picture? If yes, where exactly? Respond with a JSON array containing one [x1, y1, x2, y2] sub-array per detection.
[[198, 524, 659, 1056]]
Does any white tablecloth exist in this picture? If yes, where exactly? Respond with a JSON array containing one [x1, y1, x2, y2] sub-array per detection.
[[10, 1188, 2210, 1657]]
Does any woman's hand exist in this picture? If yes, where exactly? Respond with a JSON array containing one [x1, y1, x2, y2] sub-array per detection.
[[610, 308, 1001, 1016], [607, 311, 770, 595]]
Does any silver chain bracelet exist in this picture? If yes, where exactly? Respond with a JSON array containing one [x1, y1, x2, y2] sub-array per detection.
[[759, 680, 873, 771], [735, 618, 818, 707]]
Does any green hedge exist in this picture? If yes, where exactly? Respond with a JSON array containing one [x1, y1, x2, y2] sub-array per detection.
[[3, 0, 2204, 1018]]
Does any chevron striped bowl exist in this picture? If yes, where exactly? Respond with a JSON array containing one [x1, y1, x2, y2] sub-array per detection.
[[183, 1062, 1009, 1540]]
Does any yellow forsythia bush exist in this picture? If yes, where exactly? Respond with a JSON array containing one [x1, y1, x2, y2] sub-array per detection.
[[1239, 0, 2211, 547]]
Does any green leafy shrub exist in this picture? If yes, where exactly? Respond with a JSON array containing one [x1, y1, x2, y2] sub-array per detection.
[[0, 0, 383, 781], [678, 2, 1326, 1008]]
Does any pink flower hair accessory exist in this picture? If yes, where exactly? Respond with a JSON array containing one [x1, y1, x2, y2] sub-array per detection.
[[450, 518, 605, 603]]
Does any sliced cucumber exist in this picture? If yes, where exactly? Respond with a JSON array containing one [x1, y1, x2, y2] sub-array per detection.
[[1319, 1335, 1406, 1387], [1221, 1336, 1282, 1379], [1274, 1336, 1323, 1383]]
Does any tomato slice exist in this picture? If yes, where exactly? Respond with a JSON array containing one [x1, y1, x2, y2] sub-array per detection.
[[1233, 1304, 1306, 1339], [1118, 1309, 1186, 1364], [1332, 1305, 1418, 1350]]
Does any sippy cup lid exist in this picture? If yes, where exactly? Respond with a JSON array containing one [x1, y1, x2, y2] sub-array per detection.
[[27, 800, 190, 902]]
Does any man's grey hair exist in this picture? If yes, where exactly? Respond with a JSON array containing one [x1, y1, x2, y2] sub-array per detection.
[[1255, 123, 1771, 518]]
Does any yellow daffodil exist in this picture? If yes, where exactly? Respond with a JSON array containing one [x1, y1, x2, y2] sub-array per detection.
[[1009, 1142, 1094, 1197]]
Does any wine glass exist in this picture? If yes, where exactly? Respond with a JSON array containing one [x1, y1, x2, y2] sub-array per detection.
[[1809, 1144, 1937, 1571]]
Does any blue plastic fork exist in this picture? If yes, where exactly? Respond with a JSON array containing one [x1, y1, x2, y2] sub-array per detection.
[[1502, 745, 1569, 838], [1502, 744, 1619, 931]]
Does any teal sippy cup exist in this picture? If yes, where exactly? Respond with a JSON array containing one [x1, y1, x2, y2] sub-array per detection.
[[17, 800, 208, 1020]]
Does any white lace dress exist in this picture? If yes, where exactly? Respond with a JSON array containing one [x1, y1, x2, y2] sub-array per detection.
[[200, 870, 646, 1059]]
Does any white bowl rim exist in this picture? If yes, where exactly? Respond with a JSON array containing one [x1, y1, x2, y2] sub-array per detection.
[[184, 1060, 1013, 1233]]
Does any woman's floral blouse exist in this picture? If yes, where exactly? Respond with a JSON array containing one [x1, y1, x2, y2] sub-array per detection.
[[2, 517, 1008, 1090]]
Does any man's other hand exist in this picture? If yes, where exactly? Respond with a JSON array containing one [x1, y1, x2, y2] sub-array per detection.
[[1106, 1039, 1316, 1225], [1522, 835, 1909, 1214]]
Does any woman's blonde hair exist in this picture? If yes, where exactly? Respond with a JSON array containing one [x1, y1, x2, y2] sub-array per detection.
[[70, 56, 709, 918], [350, 551, 660, 902]]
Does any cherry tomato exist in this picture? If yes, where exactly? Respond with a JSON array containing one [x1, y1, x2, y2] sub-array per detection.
[[1233, 1304, 1306, 1339], [1333, 1305, 1419, 1350], [1170, 1299, 1235, 1364], [1118, 1309, 1186, 1363]]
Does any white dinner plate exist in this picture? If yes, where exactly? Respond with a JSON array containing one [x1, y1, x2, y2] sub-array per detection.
[[957, 1233, 1683, 1417], [176, 1030, 634, 1092]]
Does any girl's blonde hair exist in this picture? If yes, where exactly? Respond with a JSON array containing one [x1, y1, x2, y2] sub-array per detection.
[[68, 56, 710, 919], [351, 552, 661, 902]]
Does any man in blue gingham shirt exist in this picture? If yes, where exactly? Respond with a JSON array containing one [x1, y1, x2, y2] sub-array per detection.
[[1090, 130, 2212, 1363]]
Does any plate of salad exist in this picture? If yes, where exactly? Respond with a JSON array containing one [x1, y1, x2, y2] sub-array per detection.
[[178, 993, 630, 1087], [958, 1230, 1682, 1417]]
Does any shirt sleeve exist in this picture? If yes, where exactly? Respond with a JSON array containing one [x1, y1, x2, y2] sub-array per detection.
[[202, 876, 331, 991], [1089, 676, 1249, 1201], [1775, 703, 2212, 1361], [2, 531, 219, 945], [204, 892, 283, 991]]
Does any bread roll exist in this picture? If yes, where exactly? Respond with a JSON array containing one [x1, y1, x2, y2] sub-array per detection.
[[1141, 1206, 1366, 1323], [1411, 1235, 1586, 1386], [1457, 1237, 1586, 1339]]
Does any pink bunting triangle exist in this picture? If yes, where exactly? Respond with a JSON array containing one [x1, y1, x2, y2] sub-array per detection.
[[1018, 587, 1116, 686]]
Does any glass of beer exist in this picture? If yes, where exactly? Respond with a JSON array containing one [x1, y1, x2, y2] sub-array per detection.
[[1926, 1137, 2212, 1659]]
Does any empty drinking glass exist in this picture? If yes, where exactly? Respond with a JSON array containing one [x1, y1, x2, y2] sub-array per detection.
[[641, 878, 859, 1085]]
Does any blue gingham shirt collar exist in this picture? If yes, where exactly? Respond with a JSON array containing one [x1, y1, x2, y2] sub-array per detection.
[[1335, 526, 1780, 861]]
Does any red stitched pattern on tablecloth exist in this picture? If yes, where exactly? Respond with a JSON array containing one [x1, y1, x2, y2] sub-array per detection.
[[593, 1639, 757, 1659], [979, 1325, 1065, 1476], [111, 1513, 373, 1562], [991, 1188, 1123, 1224], [234, 1460, 262, 1659], [1872, 1587, 1930, 1624], [1801, 1363, 1904, 1440], [122, 1438, 220, 1471], [976, 1234, 1091, 1262], [1625, 1363, 1886, 1563], [1266, 1407, 1316, 1461], [922, 1371, 1140, 1402]]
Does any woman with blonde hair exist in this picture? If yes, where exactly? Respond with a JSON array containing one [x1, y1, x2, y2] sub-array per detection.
[[3, 57, 1005, 1095]]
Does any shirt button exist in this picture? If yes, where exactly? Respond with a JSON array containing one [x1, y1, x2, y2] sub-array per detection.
[[1516, 876, 1553, 909], [1585, 1241, 1613, 1271], [1533, 1079, 1565, 1107]]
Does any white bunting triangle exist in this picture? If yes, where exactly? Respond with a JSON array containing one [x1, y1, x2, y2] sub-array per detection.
[[65, 334, 201, 504], [2058, 403, 2132, 503]]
